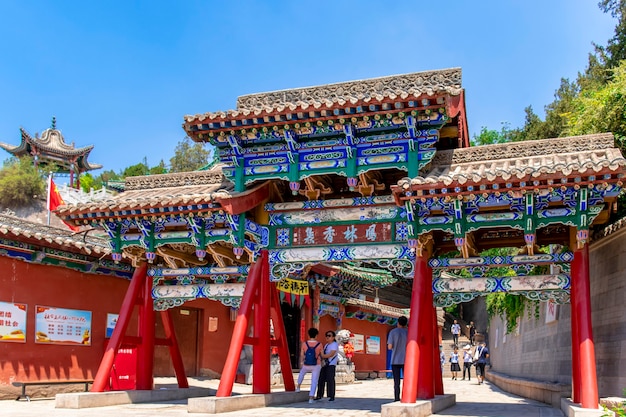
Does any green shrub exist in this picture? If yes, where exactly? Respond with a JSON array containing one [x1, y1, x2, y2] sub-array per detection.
[[0, 157, 45, 207]]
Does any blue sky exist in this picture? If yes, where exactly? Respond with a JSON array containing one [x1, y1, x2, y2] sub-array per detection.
[[0, 1, 617, 176]]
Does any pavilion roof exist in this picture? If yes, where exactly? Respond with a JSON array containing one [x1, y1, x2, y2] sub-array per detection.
[[0, 212, 110, 257], [0, 127, 102, 171], [394, 133, 626, 196], [55, 167, 234, 221], [183, 67, 462, 124]]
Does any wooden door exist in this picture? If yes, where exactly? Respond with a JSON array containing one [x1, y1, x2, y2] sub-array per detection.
[[153, 307, 199, 376]]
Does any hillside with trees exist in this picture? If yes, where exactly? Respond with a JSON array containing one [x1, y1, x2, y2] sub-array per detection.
[[475, 1, 625, 147]]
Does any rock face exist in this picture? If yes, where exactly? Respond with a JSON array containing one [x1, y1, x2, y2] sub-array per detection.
[[1, 198, 68, 229]]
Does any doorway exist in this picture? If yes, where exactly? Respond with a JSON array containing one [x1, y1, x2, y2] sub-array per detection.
[[280, 302, 301, 369]]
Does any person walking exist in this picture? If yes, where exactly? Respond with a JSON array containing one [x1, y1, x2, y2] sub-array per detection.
[[296, 327, 323, 403], [462, 344, 473, 380], [451, 319, 461, 347], [449, 345, 461, 380], [387, 315, 408, 401], [315, 330, 338, 401], [439, 345, 445, 372], [475, 342, 490, 384], [468, 321, 476, 345]]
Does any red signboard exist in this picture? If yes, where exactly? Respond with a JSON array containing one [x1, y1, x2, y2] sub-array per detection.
[[290, 223, 392, 246]]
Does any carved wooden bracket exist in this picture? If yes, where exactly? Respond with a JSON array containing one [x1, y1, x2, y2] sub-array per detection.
[[357, 172, 386, 197], [299, 176, 333, 200]]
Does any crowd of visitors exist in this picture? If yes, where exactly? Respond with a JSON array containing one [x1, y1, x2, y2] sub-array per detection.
[[297, 316, 489, 405]]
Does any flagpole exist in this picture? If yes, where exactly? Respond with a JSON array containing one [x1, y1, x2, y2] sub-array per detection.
[[47, 173, 52, 226]]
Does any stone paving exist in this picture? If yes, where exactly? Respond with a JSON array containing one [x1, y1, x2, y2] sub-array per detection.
[[0, 376, 564, 417]]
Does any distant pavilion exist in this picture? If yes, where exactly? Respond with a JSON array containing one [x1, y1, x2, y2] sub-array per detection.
[[0, 117, 102, 188]]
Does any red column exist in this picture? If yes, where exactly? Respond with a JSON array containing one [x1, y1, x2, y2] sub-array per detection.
[[417, 259, 434, 399], [136, 269, 155, 390], [92, 263, 147, 392], [216, 258, 262, 397], [252, 250, 271, 393], [570, 270, 580, 403], [402, 255, 435, 402], [571, 244, 598, 409]]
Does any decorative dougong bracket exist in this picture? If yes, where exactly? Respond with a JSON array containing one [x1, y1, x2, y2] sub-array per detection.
[[416, 233, 434, 258], [524, 233, 535, 256], [576, 229, 589, 249]]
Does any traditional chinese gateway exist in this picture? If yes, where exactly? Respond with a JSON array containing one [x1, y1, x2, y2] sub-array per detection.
[[56, 67, 625, 410]]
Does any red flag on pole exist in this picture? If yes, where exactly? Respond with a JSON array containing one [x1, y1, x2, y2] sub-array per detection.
[[47, 175, 80, 232], [47, 176, 65, 211]]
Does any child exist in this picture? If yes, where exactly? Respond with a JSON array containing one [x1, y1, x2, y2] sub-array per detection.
[[449, 346, 460, 380], [462, 345, 473, 380]]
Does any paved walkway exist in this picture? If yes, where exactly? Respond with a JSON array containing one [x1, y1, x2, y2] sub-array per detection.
[[1, 377, 563, 417]]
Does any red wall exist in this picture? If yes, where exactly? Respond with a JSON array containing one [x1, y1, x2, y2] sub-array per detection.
[[0, 253, 397, 386], [318, 315, 392, 371], [0, 257, 129, 385], [0, 256, 245, 386]]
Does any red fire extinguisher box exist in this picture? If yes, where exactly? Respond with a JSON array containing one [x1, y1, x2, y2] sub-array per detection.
[[104, 341, 137, 390]]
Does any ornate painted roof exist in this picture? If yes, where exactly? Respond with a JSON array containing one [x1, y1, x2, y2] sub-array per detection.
[[0, 212, 109, 256], [345, 298, 409, 319], [0, 126, 102, 171], [395, 133, 626, 191], [183, 67, 462, 123], [55, 168, 234, 222]]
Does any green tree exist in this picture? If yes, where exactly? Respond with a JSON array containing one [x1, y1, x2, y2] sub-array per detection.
[[121, 163, 149, 178], [169, 137, 211, 172], [516, 106, 544, 141], [0, 157, 45, 208], [521, 78, 579, 141], [471, 123, 521, 146], [596, 0, 626, 70], [149, 159, 168, 175], [566, 60, 626, 139], [94, 169, 120, 189], [80, 172, 96, 192]]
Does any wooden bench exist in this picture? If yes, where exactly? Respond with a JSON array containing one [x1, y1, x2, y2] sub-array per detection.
[[355, 369, 392, 379], [12, 380, 93, 401], [375, 369, 392, 378]]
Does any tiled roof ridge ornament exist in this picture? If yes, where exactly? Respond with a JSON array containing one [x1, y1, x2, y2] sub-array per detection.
[[184, 67, 462, 123], [396, 133, 626, 188], [431, 133, 617, 166], [124, 165, 231, 191], [31, 125, 81, 153], [0, 212, 109, 253]]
